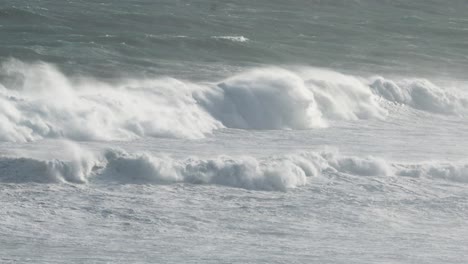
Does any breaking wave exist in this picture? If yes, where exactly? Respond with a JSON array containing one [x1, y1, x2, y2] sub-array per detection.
[[0, 142, 95, 184], [371, 77, 468, 115], [0, 60, 222, 142], [0, 59, 466, 142], [1, 145, 466, 190]]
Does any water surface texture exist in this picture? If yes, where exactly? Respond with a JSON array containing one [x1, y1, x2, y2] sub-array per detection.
[[1, 1, 468, 263]]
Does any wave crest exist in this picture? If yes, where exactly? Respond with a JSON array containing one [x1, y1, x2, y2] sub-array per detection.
[[198, 68, 327, 129], [0, 60, 222, 142], [2, 146, 466, 190], [1, 60, 466, 142], [0, 142, 95, 183], [371, 77, 468, 115]]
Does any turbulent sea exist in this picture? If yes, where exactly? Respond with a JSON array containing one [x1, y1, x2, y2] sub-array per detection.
[[1, 0, 468, 263]]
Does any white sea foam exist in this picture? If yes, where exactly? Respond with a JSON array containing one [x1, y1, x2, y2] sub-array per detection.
[[199, 68, 388, 129], [1, 145, 465, 190], [197, 68, 327, 129], [1, 60, 466, 143], [211, 36, 249, 42], [371, 77, 468, 115], [99, 149, 309, 191], [300, 68, 388, 120], [0, 60, 222, 142], [98, 148, 399, 189], [396, 163, 468, 183]]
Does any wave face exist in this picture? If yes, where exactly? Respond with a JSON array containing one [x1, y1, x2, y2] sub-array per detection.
[[1, 146, 467, 191], [1, 60, 467, 142]]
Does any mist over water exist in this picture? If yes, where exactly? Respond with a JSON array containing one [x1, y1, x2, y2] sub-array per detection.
[[1, 0, 468, 263]]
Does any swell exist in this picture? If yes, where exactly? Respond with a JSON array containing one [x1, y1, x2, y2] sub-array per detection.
[[0, 59, 466, 142], [1, 147, 467, 191]]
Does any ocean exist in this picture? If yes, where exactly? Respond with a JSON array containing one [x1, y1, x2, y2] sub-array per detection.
[[1, 0, 467, 263]]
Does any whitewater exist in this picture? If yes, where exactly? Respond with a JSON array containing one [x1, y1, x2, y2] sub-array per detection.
[[1, 0, 468, 263]]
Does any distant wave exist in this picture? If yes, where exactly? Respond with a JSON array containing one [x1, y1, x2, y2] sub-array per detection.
[[1, 145, 466, 190], [0, 59, 466, 142], [211, 36, 249, 42], [143, 34, 249, 44]]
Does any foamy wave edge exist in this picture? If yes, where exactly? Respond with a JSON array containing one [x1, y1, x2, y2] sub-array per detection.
[[1, 148, 466, 191]]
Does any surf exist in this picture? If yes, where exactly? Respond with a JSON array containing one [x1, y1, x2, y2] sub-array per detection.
[[1, 59, 466, 143]]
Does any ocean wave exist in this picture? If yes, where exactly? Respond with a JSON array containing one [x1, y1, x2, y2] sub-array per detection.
[[396, 163, 468, 183], [371, 77, 468, 115], [1, 145, 466, 190], [0, 59, 466, 142], [197, 68, 328, 129], [0, 142, 95, 184], [98, 149, 309, 191], [0, 59, 222, 142]]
